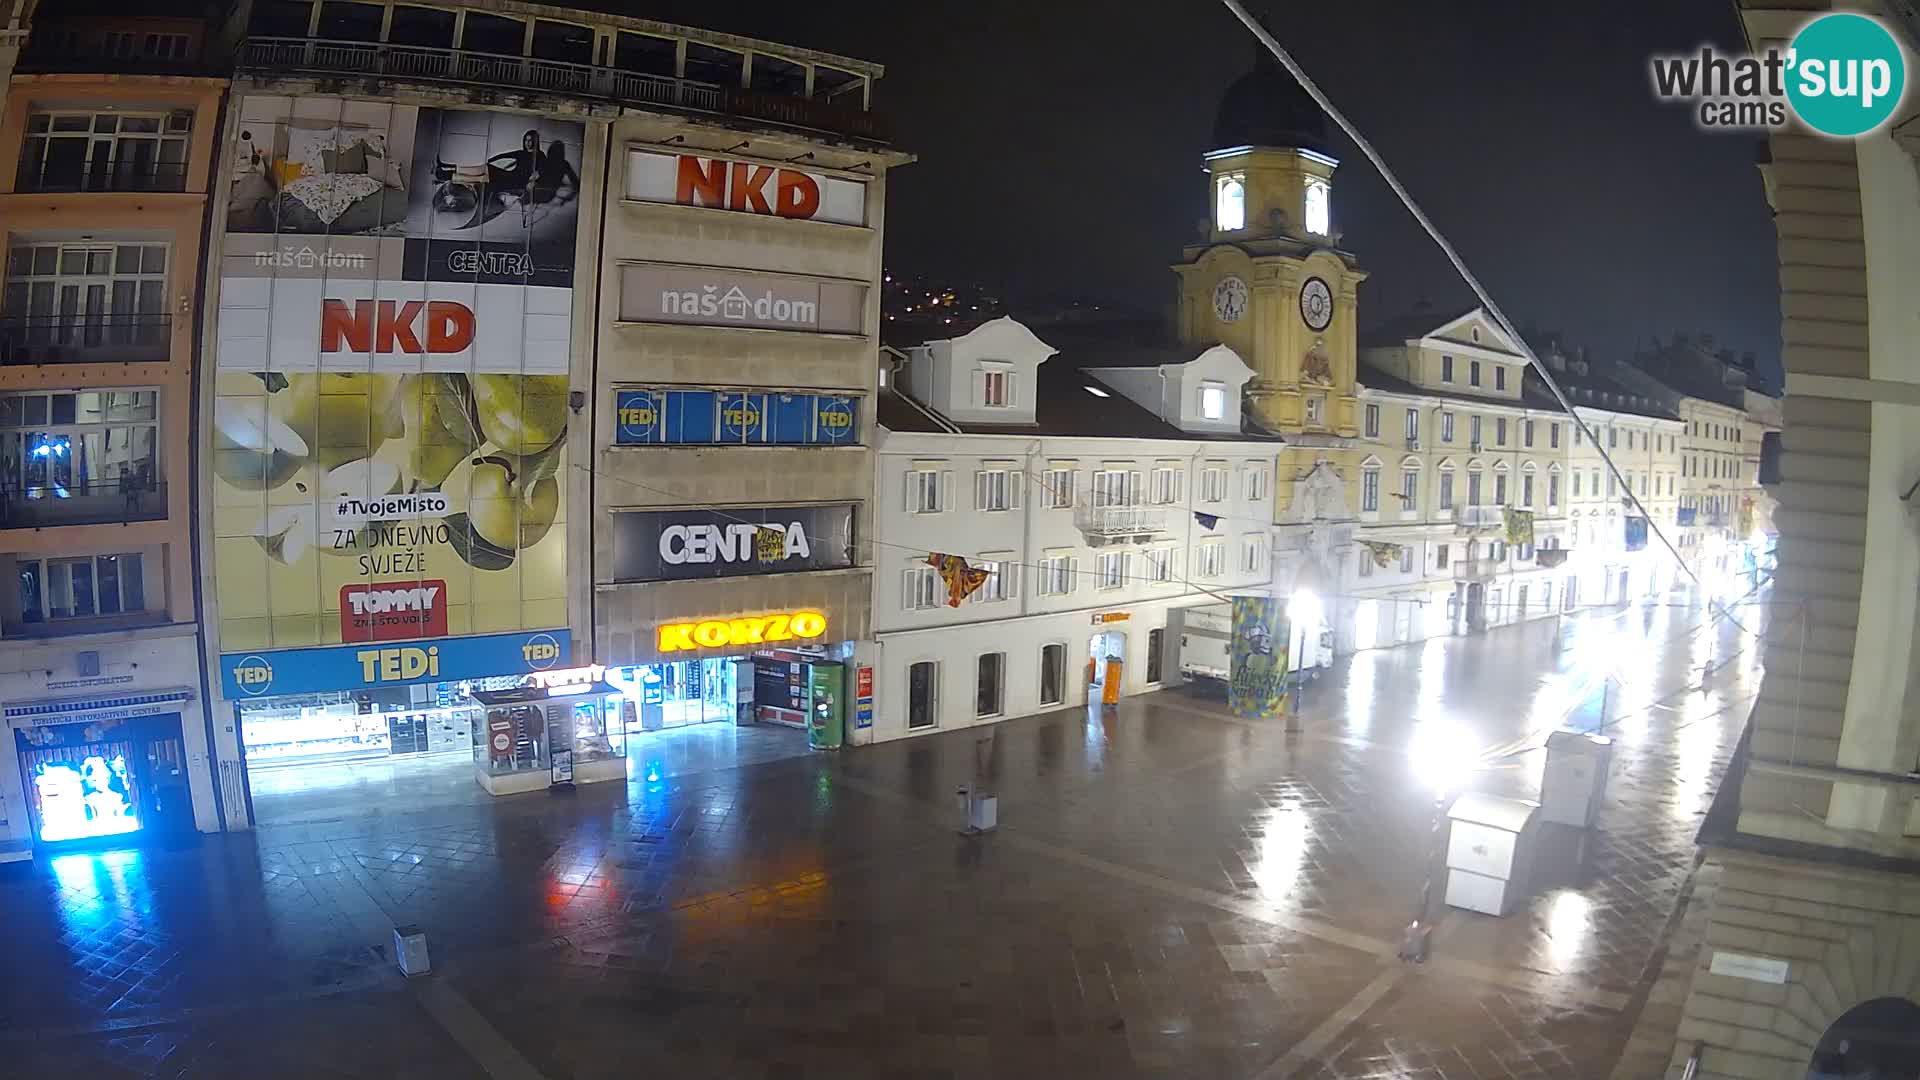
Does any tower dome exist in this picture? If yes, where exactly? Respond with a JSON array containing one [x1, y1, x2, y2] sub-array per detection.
[[1211, 48, 1332, 156]]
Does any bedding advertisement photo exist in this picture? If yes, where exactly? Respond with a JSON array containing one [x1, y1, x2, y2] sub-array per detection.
[[211, 96, 581, 655]]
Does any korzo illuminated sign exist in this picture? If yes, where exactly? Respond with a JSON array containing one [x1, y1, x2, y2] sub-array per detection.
[[657, 610, 828, 653]]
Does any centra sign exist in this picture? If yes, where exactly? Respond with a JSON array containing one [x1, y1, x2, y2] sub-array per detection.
[[657, 610, 827, 653]]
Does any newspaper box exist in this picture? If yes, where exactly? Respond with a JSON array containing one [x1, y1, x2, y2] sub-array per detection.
[[1444, 792, 1540, 917], [1541, 730, 1613, 828]]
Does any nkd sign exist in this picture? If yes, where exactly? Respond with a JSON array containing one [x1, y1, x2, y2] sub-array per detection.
[[618, 264, 867, 335], [610, 503, 856, 582], [626, 150, 868, 226]]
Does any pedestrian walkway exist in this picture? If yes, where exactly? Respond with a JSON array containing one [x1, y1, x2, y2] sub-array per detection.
[[0, 595, 1762, 1078]]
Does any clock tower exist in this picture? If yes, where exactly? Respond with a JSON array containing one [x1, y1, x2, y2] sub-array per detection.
[[1172, 50, 1367, 436]]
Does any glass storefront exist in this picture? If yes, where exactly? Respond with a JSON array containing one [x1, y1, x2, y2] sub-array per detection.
[[13, 711, 192, 845], [608, 659, 740, 730], [471, 680, 627, 794]]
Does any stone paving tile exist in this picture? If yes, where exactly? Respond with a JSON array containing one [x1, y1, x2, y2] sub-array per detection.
[[5, 990, 484, 1080], [451, 839, 1382, 1080]]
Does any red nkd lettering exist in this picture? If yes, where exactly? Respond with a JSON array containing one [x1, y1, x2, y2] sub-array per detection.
[[775, 170, 821, 219], [727, 162, 776, 214], [675, 155, 727, 208], [321, 299, 474, 354]]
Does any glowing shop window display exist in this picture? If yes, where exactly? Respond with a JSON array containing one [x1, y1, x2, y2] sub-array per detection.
[[33, 752, 141, 843]]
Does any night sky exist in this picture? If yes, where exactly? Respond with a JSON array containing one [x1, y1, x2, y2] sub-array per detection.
[[638, 0, 1783, 387]]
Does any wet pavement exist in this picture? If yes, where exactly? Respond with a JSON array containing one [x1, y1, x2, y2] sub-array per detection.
[[0, 590, 1764, 1079]]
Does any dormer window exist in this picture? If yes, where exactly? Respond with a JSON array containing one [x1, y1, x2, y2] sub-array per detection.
[[980, 364, 1012, 408], [1303, 178, 1330, 236], [1216, 176, 1246, 231], [1198, 381, 1227, 420]]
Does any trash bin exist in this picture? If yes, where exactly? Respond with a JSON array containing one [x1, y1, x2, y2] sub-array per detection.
[[1444, 792, 1541, 916], [1540, 730, 1612, 828]]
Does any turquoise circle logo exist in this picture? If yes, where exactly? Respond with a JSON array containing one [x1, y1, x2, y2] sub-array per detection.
[[1787, 13, 1906, 137]]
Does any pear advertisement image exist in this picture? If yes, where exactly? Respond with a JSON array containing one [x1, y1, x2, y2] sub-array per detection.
[[211, 96, 579, 653]]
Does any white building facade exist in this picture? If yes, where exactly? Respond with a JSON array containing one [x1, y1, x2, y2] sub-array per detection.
[[867, 318, 1280, 741]]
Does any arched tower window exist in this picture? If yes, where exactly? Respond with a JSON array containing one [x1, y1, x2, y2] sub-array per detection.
[[1304, 177, 1330, 236], [1217, 176, 1245, 232]]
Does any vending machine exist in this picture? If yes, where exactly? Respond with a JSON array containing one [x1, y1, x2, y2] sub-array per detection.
[[805, 661, 845, 750]]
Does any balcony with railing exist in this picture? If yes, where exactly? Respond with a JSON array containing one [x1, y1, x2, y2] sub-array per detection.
[[1074, 505, 1170, 545], [1452, 504, 1505, 532], [15, 19, 216, 77], [0, 481, 168, 530], [0, 315, 172, 366], [236, 37, 889, 143], [14, 160, 189, 195]]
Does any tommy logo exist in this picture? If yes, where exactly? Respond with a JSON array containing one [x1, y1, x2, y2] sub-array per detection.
[[340, 580, 449, 642], [321, 299, 475, 354]]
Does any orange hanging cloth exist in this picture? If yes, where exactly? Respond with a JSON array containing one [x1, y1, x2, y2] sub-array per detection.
[[926, 553, 991, 608]]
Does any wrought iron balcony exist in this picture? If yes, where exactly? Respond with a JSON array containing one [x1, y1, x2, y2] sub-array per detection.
[[236, 37, 889, 143], [1074, 505, 1169, 544], [0, 315, 172, 366], [14, 160, 189, 194], [0, 481, 167, 530]]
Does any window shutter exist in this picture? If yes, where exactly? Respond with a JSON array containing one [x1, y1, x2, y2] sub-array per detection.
[[905, 471, 922, 512], [972, 367, 988, 407], [1130, 471, 1143, 505], [1005, 372, 1018, 408], [1008, 471, 1023, 509], [1067, 558, 1079, 591], [902, 568, 921, 610], [974, 471, 988, 510], [939, 470, 953, 512]]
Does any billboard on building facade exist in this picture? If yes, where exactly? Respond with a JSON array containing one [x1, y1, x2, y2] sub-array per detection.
[[1229, 596, 1290, 720], [609, 503, 857, 583], [617, 264, 867, 334], [624, 149, 870, 226], [210, 95, 581, 654]]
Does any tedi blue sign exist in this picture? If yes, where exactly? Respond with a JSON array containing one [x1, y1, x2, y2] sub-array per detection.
[[220, 629, 569, 699]]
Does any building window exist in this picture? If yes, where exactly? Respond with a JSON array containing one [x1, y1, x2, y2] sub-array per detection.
[[1303, 178, 1331, 236], [1521, 474, 1534, 507], [903, 566, 941, 611], [1040, 643, 1066, 707], [1199, 381, 1227, 420], [975, 652, 1006, 717], [974, 467, 1019, 511], [1438, 471, 1455, 510], [19, 110, 193, 192], [1523, 420, 1535, 447], [1608, 427, 1617, 449], [1145, 547, 1175, 583], [1573, 424, 1583, 446], [1401, 469, 1419, 510], [908, 661, 938, 729], [1494, 473, 1508, 505], [1435, 543, 1450, 569], [1196, 540, 1226, 578], [973, 559, 1012, 604], [1441, 355, 1455, 383], [906, 468, 948, 514], [1468, 470, 1483, 505], [1361, 467, 1380, 512], [980, 367, 1012, 408], [1550, 422, 1561, 449], [1037, 553, 1076, 596], [0, 389, 160, 509], [1304, 395, 1324, 425], [1149, 466, 1184, 505], [1607, 471, 1617, 496], [1495, 366, 1507, 391], [1092, 469, 1136, 508], [1245, 466, 1269, 502], [1199, 465, 1228, 504], [1364, 404, 1380, 438], [1097, 551, 1127, 590], [1469, 360, 1482, 387], [1398, 547, 1414, 574], [1470, 415, 1483, 448], [1043, 467, 1074, 509], [1441, 412, 1455, 443], [1146, 628, 1165, 684], [1217, 176, 1246, 231], [1548, 474, 1561, 507], [4, 243, 170, 351], [1357, 548, 1374, 578], [1241, 534, 1269, 573], [1405, 409, 1419, 444], [18, 552, 143, 623], [1573, 472, 1583, 497], [1495, 418, 1508, 446]]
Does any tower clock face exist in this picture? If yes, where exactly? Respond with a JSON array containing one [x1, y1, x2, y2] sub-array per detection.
[[1300, 276, 1334, 331], [1212, 275, 1249, 324]]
